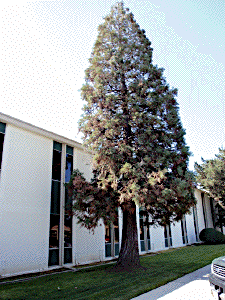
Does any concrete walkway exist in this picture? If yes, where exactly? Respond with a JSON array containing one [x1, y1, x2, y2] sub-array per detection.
[[131, 264, 214, 300]]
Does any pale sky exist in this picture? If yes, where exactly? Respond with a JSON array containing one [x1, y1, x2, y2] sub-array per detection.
[[1, 0, 224, 170]]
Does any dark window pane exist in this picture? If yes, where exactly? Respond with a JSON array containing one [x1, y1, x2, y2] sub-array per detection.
[[139, 209, 144, 219], [168, 224, 172, 237], [114, 226, 119, 243], [64, 248, 72, 264], [193, 207, 199, 241], [181, 220, 185, 242], [65, 186, 72, 211], [0, 133, 4, 169], [165, 238, 169, 248], [146, 225, 150, 240], [164, 226, 168, 247], [49, 214, 60, 248], [49, 249, 59, 266], [141, 240, 145, 252], [185, 219, 188, 243], [147, 239, 151, 250], [52, 150, 61, 181], [140, 219, 144, 240], [51, 181, 60, 214], [0, 122, 6, 134], [164, 226, 168, 238], [105, 225, 112, 256], [105, 243, 111, 257], [66, 145, 73, 155], [64, 215, 72, 247], [105, 225, 111, 244], [169, 225, 172, 246], [53, 141, 62, 152], [115, 243, 119, 256], [65, 154, 73, 183]]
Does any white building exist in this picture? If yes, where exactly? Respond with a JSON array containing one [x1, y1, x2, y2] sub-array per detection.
[[0, 112, 219, 278]]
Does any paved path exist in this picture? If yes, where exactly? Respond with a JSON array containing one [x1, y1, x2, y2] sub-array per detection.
[[131, 264, 214, 300]]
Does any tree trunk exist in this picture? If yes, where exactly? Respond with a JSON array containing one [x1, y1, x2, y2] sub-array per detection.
[[112, 202, 142, 272]]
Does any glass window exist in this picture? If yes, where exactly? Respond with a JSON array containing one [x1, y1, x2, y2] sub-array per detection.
[[164, 225, 172, 247], [0, 122, 6, 134], [168, 224, 172, 246], [139, 217, 144, 241], [65, 154, 73, 183], [64, 215, 72, 248], [105, 225, 112, 257], [49, 214, 60, 249], [181, 219, 185, 244], [193, 206, 199, 242], [52, 150, 61, 181], [114, 226, 119, 244], [48, 249, 59, 266], [139, 209, 151, 252], [114, 215, 119, 256], [65, 186, 72, 211], [146, 224, 151, 251], [64, 248, 72, 264], [51, 180, 61, 214], [164, 226, 168, 247], [66, 145, 73, 155], [0, 133, 5, 170], [53, 141, 62, 151]]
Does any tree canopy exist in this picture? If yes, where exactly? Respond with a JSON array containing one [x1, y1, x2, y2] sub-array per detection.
[[68, 2, 195, 271], [195, 148, 225, 208]]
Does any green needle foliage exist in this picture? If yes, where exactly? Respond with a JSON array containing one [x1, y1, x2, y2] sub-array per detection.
[[195, 148, 225, 227], [68, 2, 195, 271]]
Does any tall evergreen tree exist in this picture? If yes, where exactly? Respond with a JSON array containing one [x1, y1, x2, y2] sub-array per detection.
[[68, 2, 195, 271]]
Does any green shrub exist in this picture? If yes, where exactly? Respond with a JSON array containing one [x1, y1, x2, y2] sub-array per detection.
[[199, 228, 225, 244]]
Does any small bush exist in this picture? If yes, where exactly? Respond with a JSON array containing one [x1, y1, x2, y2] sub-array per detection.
[[199, 228, 225, 244]]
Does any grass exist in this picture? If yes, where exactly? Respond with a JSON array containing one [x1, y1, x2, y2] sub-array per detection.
[[0, 244, 224, 300]]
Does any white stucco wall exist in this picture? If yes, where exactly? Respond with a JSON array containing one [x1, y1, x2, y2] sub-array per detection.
[[150, 226, 165, 251], [171, 222, 183, 247], [195, 189, 206, 233], [0, 124, 52, 276], [72, 147, 103, 264], [73, 218, 105, 265], [185, 211, 197, 244], [74, 149, 93, 182], [204, 193, 214, 228]]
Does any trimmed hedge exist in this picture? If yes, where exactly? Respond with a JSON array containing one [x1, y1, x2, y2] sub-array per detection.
[[199, 228, 225, 244]]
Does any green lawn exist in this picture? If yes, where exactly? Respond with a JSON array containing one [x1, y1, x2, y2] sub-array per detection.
[[1, 244, 224, 300]]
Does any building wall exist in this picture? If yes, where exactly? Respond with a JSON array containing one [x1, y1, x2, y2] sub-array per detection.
[[195, 189, 206, 233], [204, 193, 214, 228], [171, 222, 183, 248], [72, 149, 99, 265], [73, 219, 105, 265], [150, 226, 165, 251], [185, 210, 197, 244], [194, 189, 214, 233], [73, 149, 93, 182], [0, 124, 52, 276], [0, 113, 219, 277]]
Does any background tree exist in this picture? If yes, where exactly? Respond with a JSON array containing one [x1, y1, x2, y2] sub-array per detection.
[[195, 148, 225, 229], [68, 2, 195, 271]]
